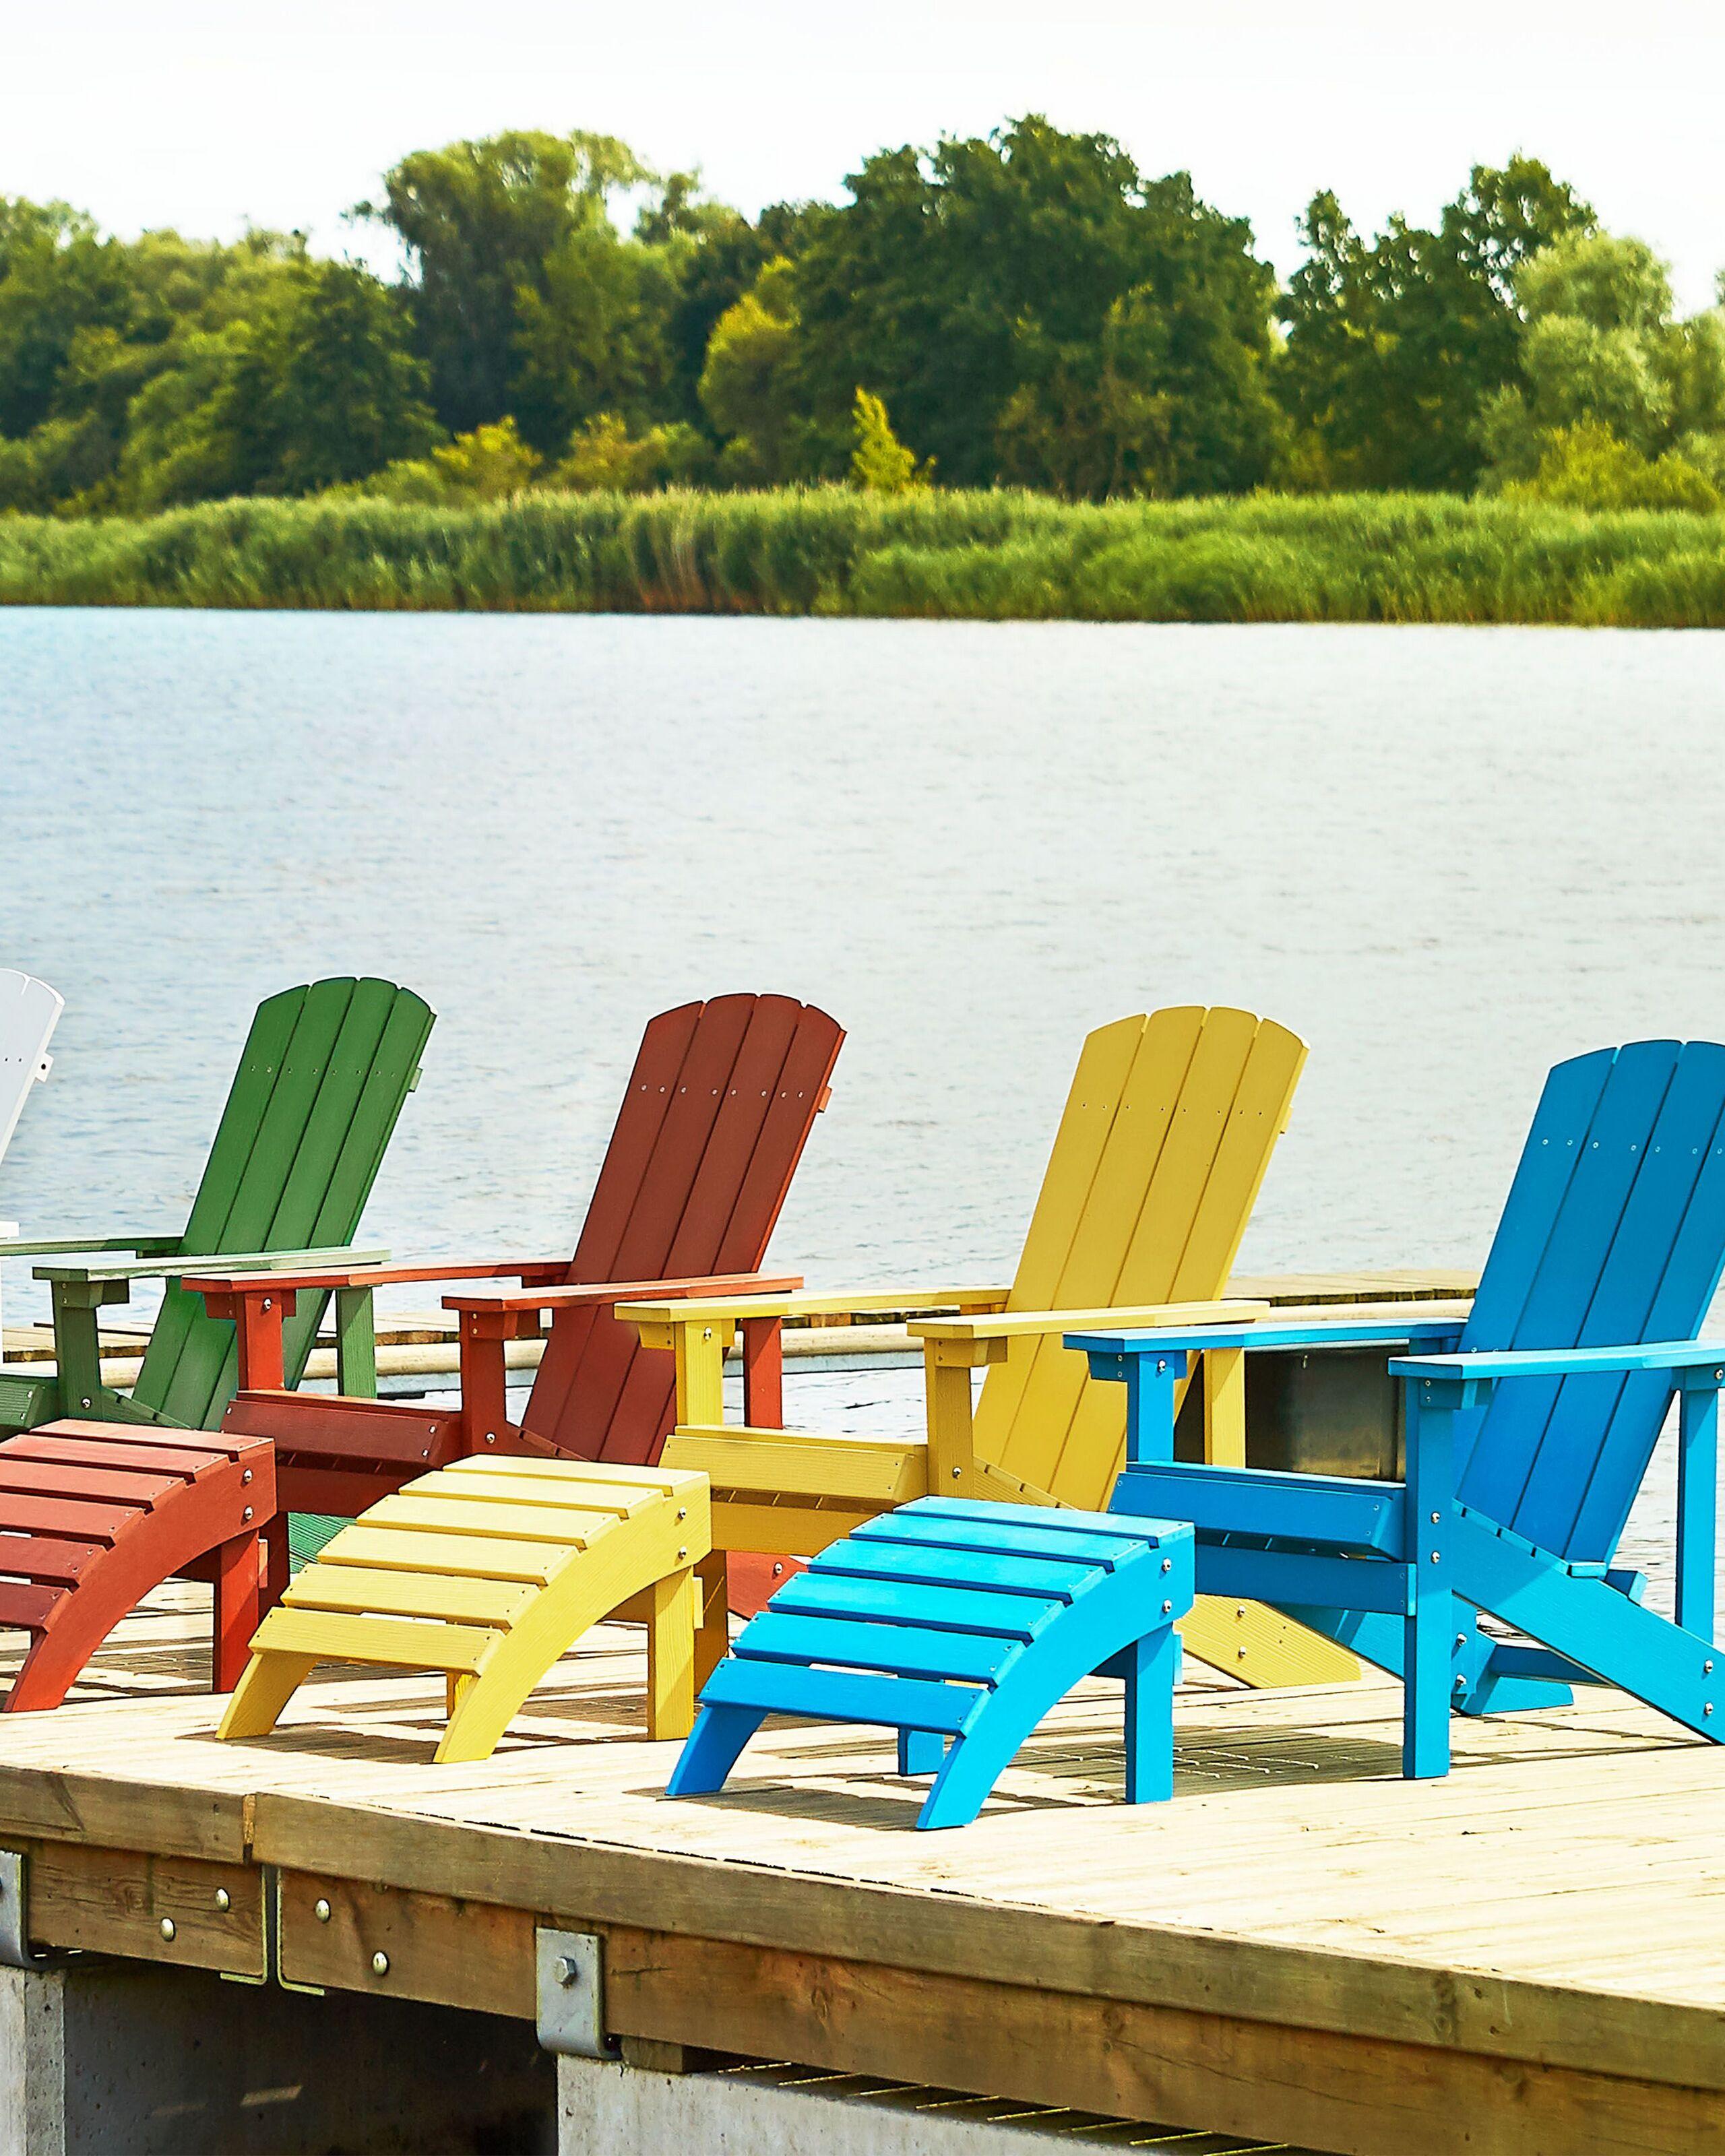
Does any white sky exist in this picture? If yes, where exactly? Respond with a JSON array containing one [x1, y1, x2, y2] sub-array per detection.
[[6, 0, 1724, 311]]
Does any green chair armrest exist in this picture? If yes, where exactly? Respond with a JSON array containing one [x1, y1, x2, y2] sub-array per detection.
[[34, 1244, 389, 1286], [4, 1233, 185, 1262]]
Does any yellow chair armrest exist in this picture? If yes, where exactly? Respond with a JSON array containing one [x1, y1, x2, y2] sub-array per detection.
[[908, 1297, 1271, 1345]]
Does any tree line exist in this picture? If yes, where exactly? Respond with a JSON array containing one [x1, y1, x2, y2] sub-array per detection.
[[3, 116, 1724, 517]]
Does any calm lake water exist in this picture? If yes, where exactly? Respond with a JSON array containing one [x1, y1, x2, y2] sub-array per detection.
[[3, 608, 1724, 1610]]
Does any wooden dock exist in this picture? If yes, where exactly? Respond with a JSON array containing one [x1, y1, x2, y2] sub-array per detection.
[[0, 1583, 1718, 2155]]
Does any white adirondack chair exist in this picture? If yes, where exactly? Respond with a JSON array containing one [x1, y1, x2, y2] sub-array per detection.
[[0, 971, 65, 1356]]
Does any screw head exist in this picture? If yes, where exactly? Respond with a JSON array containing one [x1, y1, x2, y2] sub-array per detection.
[[314, 1899, 332, 1923], [261, 1298, 272, 1312], [80, 1397, 92, 1409], [677, 1548, 688, 1561], [1236, 1646, 1248, 1659], [242, 1469, 253, 1485], [1454, 1675, 1468, 1691], [1707, 1704, 1715, 1719], [1160, 1558, 1172, 1573], [160, 1917, 177, 1942], [1455, 1635, 1468, 1650], [214, 1889, 230, 1913], [951, 1466, 961, 1479], [1707, 1661, 1716, 1676], [371, 1951, 389, 1977], [484, 1431, 497, 1445], [677, 1509, 687, 1522], [242, 1507, 253, 1524], [555, 1955, 582, 1988], [1430, 1511, 1441, 1524], [1430, 1551, 1441, 1564], [1161, 1599, 1173, 1615]]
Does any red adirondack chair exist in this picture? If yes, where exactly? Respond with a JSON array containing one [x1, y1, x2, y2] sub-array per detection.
[[0, 995, 842, 1711]]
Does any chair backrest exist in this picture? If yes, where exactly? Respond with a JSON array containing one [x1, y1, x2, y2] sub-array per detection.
[[135, 979, 435, 1428], [524, 994, 844, 1463], [0, 970, 63, 1169], [1455, 1040, 1725, 1564], [977, 1007, 1307, 1509]]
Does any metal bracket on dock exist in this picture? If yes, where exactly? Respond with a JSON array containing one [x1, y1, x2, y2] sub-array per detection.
[[0, 1849, 44, 1969], [266, 1866, 325, 1997], [535, 1928, 617, 2059]]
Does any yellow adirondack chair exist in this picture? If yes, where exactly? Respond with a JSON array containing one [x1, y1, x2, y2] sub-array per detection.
[[625, 1007, 1360, 1692]]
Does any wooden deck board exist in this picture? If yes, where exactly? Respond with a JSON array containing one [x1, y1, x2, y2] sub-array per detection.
[[0, 1589, 1721, 2152]]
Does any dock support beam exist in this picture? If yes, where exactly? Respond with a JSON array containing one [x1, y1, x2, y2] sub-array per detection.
[[1, 1959, 551, 2155]]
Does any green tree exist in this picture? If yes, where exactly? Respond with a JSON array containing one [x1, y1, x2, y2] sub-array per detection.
[[544, 412, 711, 491], [1479, 232, 1725, 488], [360, 129, 652, 434], [354, 416, 541, 502], [850, 388, 929, 490], [118, 260, 437, 505], [1503, 421, 1720, 511], [1278, 158, 1594, 490], [788, 117, 1282, 495], [510, 217, 681, 453], [0, 199, 137, 441], [656, 198, 824, 431], [0, 218, 326, 511], [697, 257, 810, 482]]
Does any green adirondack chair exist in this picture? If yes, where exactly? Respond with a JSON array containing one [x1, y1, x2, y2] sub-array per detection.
[[0, 978, 434, 1436]]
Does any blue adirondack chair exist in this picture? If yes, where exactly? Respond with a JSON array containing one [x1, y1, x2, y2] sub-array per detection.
[[1069, 1039, 1725, 1779]]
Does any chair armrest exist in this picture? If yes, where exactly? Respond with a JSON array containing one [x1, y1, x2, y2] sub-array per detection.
[[7, 1232, 185, 1262], [1069, 1316, 1466, 1365], [444, 1273, 803, 1319], [179, 1256, 567, 1297], [1389, 1339, 1725, 1386], [617, 1284, 1011, 1442], [616, 1284, 1012, 1331], [39, 1246, 390, 1287], [914, 1298, 1269, 1346]]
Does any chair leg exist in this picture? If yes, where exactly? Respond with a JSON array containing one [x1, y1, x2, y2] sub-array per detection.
[[217, 1649, 320, 1740], [646, 1570, 697, 1740], [1403, 1570, 1453, 1778], [212, 1530, 263, 1692], [665, 1704, 765, 1796], [693, 1551, 730, 1690], [1125, 1627, 1178, 1804], [898, 1729, 945, 1775], [262, 1519, 291, 1616]]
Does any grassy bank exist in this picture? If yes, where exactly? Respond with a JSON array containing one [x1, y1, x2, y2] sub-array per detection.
[[3, 489, 1725, 625]]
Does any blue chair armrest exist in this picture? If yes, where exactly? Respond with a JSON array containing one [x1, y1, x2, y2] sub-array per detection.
[[1390, 1339, 1725, 1386], [1069, 1317, 1463, 1372]]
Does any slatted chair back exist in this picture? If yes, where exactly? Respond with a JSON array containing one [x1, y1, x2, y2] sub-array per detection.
[[0, 970, 63, 1168], [133, 980, 435, 1430], [976, 1008, 1307, 1511], [522, 994, 844, 1464], [1455, 1040, 1725, 1564]]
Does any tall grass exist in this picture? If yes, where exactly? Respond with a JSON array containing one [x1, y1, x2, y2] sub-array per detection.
[[2, 488, 1724, 625]]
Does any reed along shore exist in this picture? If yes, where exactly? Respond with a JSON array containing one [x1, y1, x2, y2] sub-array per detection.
[[4, 488, 1724, 626]]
